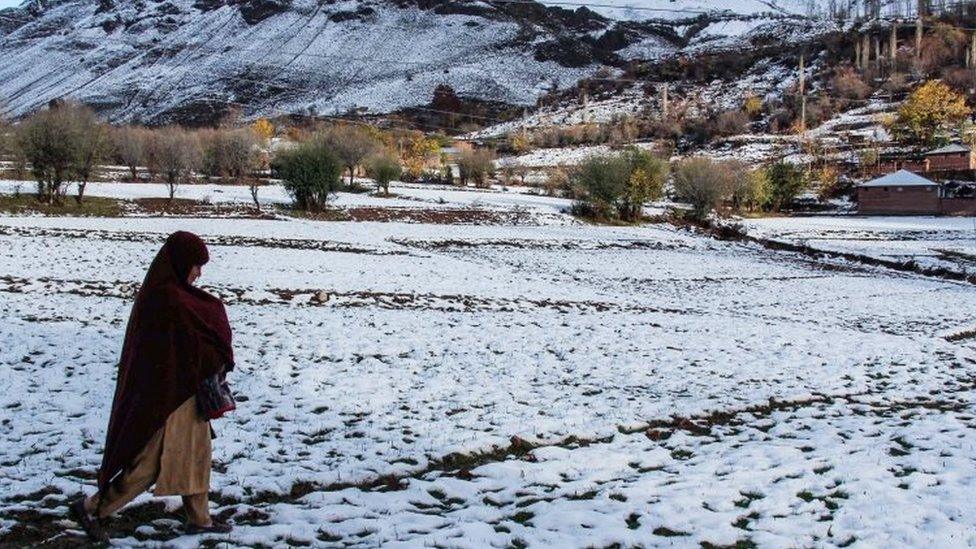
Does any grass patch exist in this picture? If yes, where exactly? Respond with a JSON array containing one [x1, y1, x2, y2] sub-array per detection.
[[734, 491, 764, 508], [510, 511, 534, 525], [0, 194, 125, 216], [278, 205, 352, 221], [653, 526, 690, 537]]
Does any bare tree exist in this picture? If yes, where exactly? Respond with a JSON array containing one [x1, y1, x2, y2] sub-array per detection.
[[671, 157, 746, 221], [456, 147, 496, 188], [74, 108, 112, 203], [320, 125, 382, 187], [203, 128, 259, 184], [114, 126, 146, 182], [0, 114, 10, 159], [203, 127, 263, 207], [15, 102, 86, 205], [155, 127, 200, 200]]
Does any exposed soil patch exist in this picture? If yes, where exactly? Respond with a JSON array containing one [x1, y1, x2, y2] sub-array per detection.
[[292, 206, 556, 225], [0, 195, 273, 219], [0, 275, 686, 316], [1, 194, 564, 225], [390, 237, 691, 251], [0, 226, 409, 256], [126, 198, 276, 219]]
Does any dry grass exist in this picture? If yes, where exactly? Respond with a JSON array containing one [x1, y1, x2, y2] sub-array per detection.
[[0, 194, 125, 217]]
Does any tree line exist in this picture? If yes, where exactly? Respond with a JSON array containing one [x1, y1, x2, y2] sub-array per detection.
[[0, 101, 451, 208], [568, 149, 809, 223]]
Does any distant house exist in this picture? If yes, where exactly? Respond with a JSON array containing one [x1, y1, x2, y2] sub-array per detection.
[[874, 152, 927, 175], [857, 170, 941, 215], [925, 143, 975, 172]]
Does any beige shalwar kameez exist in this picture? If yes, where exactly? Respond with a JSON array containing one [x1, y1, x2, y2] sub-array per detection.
[[85, 396, 213, 526]]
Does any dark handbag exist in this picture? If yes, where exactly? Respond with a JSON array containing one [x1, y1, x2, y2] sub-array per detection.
[[197, 372, 236, 420]]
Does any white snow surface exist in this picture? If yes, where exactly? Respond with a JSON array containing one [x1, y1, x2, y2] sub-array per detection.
[[1, 183, 976, 546], [743, 214, 976, 277]]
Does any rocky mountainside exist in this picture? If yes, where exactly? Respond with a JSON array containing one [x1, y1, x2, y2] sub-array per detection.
[[0, 0, 845, 124]]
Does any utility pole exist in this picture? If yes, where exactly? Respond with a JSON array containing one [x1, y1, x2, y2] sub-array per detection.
[[874, 35, 882, 72], [890, 22, 898, 65], [862, 34, 871, 70], [661, 83, 669, 119], [971, 33, 976, 91], [799, 53, 806, 133], [915, 14, 923, 59]]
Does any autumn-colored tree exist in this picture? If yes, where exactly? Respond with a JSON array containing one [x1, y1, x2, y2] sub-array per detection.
[[251, 118, 275, 142], [397, 130, 440, 180], [896, 80, 971, 146], [620, 148, 668, 221], [509, 131, 531, 154], [815, 165, 842, 202], [735, 168, 771, 212], [743, 94, 763, 118]]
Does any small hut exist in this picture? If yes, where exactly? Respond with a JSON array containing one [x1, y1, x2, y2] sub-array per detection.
[[925, 144, 975, 172], [857, 170, 940, 215]]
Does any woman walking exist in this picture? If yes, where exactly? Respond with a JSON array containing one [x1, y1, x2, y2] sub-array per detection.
[[71, 231, 234, 540]]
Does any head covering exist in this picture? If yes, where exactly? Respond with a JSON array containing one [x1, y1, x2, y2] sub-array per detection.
[[98, 231, 234, 493]]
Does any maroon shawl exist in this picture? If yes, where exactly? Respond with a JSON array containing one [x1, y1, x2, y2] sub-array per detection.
[[98, 231, 234, 493]]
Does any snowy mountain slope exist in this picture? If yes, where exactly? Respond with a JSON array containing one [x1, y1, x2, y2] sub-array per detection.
[[0, 0, 863, 123], [548, 0, 916, 22]]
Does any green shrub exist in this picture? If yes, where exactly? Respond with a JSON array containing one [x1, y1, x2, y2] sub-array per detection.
[[570, 154, 631, 220], [621, 148, 668, 220], [571, 147, 668, 222], [272, 140, 343, 211], [366, 152, 402, 196], [765, 161, 807, 211]]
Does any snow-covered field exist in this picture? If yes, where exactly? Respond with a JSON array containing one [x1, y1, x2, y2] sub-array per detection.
[[744, 215, 976, 279], [2, 184, 976, 547], [0, 179, 575, 218]]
